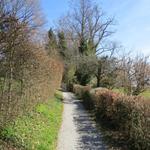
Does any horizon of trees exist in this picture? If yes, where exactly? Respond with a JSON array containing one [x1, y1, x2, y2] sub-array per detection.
[[47, 0, 150, 95]]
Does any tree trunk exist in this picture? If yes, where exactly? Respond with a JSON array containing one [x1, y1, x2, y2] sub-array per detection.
[[96, 66, 101, 87], [97, 76, 100, 87]]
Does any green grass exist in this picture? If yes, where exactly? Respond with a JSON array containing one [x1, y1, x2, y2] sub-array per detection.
[[112, 87, 126, 94], [113, 88, 150, 99], [0, 90, 63, 150], [140, 89, 150, 99]]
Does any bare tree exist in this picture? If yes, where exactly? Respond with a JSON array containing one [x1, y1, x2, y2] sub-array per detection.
[[0, 0, 49, 127], [58, 0, 114, 55], [132, 55, 150, 95], [116, 52, 150, 95], [56, 0, 116, 86]]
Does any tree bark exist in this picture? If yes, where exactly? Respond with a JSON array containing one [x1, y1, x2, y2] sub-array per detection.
[[96, 66, 101, 87]]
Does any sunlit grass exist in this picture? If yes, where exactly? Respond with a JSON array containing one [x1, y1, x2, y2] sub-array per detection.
[[112, 88, 150, 99], [0, 91, 63, 150], [140, 89, 150, 99], [112, 87, 125, 94]]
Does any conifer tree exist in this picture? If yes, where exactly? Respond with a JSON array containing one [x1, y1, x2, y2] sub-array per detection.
[[46, 28, 58, 56], [58, 31, 67, 59]]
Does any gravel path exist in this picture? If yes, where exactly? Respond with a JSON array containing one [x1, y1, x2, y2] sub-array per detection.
[[57, 92, 108, 150]]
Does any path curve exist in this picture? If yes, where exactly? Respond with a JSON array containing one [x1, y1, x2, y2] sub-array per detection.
[[57, 92, 108, 150]]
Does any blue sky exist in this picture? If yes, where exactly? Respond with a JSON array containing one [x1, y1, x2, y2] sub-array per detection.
[[40, 0, 150, 55]]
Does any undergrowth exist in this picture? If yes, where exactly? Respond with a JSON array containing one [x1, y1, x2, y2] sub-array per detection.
[[0, 90, 63, 150]]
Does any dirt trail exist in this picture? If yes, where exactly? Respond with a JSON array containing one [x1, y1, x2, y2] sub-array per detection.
[[57, 92, 108, 150]]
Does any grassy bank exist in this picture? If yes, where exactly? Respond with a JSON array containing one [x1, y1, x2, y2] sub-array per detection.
[[112, 88, 150, 99], [0, 91, 63, 150], [140, 89, 150, 99]]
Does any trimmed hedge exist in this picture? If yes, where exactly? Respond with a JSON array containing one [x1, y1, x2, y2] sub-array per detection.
[[73, 85, 150, 150], [73, 84, 91, 99]]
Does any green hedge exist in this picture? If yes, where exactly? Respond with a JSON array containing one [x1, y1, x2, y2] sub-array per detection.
[[73, 84, 91, 99]]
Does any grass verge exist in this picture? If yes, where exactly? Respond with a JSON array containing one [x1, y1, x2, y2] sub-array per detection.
[[113, 88, 150, 99], [140, 89, 150, 99], [0, 90, 63, 150]]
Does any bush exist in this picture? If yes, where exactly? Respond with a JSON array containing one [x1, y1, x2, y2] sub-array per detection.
[[82, 91, 94, 110], [94, 90, 150, 149], [73, 84, 91, 99], [73, 85, 150, 150], [0, 48, 63, 129]]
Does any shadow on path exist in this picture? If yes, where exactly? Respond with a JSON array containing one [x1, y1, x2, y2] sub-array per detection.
[[70, 94, 108, 150]]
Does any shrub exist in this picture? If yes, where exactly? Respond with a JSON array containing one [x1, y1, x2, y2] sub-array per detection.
[[93, 89, 150, 149], [82, 91, 94, 110], [73, 85, 150, 149], [0, 48, 63, 129], [73, 84, 91, 99]]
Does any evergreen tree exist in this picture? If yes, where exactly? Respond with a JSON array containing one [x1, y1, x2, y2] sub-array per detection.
[[58, 31, 67, 59], [78, 37, 88, 55], [46, 28, 58, 56]]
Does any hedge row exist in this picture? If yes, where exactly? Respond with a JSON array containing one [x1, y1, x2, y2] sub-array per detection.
[[0, 48, 63, 129], [73, 85, 150, 150]]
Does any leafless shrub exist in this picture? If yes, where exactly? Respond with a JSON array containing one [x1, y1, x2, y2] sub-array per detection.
[[0, 0, 63, 128]]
